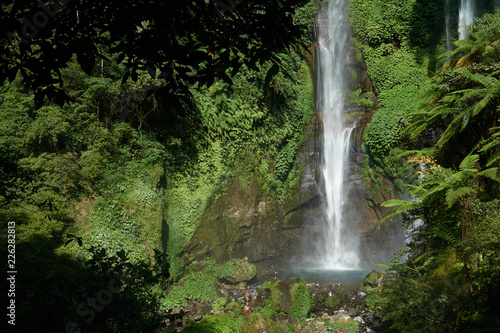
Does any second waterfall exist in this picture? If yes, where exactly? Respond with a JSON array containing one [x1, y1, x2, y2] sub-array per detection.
[[316, 0, 360, 270]]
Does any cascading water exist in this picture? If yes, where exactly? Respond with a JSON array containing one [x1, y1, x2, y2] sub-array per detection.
[[459, 0, 474, 40], [316, 0, 360, 270]]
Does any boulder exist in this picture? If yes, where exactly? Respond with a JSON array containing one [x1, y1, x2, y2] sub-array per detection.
[[242, 313, 289, 333], [358, 269, 384, 293], [225, 258, 257, 283], [269, 278, 314, 318]]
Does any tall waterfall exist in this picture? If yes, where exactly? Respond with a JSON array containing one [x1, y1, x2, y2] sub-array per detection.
[[459, 0, 474, 40], [316, 0, 360, 270]]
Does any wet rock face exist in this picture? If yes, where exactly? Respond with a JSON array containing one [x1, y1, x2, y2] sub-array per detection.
[[184, 32, 405, 276]]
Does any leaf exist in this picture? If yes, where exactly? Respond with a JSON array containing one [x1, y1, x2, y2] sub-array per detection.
[[264, 63, 279, 86], [478, 167, 500, 181], [381, 199, 412, 208], [445, 186, 474, 207], [458, 154, 479, 171], [380, 199, 419, 221]]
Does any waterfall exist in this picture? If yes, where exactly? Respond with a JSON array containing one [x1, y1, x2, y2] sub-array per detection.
[[459, 0, 474, 40], [316, 0, 360, 270]]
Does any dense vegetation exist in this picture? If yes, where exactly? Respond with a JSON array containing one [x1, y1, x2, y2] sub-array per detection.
[[1, 0, 316, 331], [350, 0, 500, 331], [2, 0, 500, 332]]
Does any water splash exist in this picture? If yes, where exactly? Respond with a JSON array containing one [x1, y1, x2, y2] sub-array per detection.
[[316, 0, 360, 270], [459, 0, 474, 40]]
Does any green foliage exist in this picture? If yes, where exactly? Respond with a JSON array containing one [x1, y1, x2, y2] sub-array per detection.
[[223, 258, 257, 283], [325, 318, 360, 333], [260, 278, 276, 291], [162, 271, 218, 310], [164, 54, 314, 273], [346, 88, 375, 108], [213, 297, 229, 311], [3, 0, 314, 106], [290, 283, 315, 318], [349, 0, 444, 47], [182, 313, 244, 333], [0, 0, 318, 331], [162, 258, 253, 311], [325, 296, 341, 308], [267, 278, 313, 319], [444, 10, 500, 67], [352, 3, 500, 332]]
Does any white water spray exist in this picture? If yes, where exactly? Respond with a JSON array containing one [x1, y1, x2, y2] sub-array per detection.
[[459, 0, 474, 40], [316, 0, 360, 270]]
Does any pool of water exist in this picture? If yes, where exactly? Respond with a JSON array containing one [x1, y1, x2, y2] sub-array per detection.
[[278, 267, 369, 286]]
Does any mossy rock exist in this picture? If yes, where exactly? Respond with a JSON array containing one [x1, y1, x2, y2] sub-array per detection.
[[269, 278, 314, 319], [325, 296, 341, 308], [359, 269, 384, 294], [260, 278, 277, 290], [242, 313, 288, 333], [225, 258, 257, 283], [331, 284, 350, 299]]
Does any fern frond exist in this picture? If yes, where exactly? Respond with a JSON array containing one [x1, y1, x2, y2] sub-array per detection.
[[381, 203, 419, 221], [434, 225, 460, 246], [459, 154, 480, 171], [473, 81, 500, 116], [445, 186, 475, 207], [478, 167, 500, 181], [435, 117, 463, 146], [381, 199, 414, 208], [486, 150, 500, 167], [380, 209, 401, 222], [380, 200, 420, 221], [479, 136, 500, 153], [408, 123, 430, 140]]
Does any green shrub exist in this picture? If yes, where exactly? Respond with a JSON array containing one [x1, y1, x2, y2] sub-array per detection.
[[182, 313, 244, 333], [290, 283, 314, 318], [326, 317, 360, 333], [213, 297, 228, 311], [162, 271, 218, 310], [268, 278, 314, 319], [325, 296, 341, 308]]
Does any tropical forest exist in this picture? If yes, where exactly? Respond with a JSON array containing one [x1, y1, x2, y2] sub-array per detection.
[[1, 0, 499, 332]]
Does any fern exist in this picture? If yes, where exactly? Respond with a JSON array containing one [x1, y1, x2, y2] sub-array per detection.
[[478, 167, 500, 181], [380, 199, 419, 221], [458, 154, 480, 171], [433, 225, 460, 247], [445, 186, 475, 207]]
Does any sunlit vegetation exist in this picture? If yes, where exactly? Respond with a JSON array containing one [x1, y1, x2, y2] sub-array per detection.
[[1, 0, 316, 331], [351, 0, 500, 330]]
